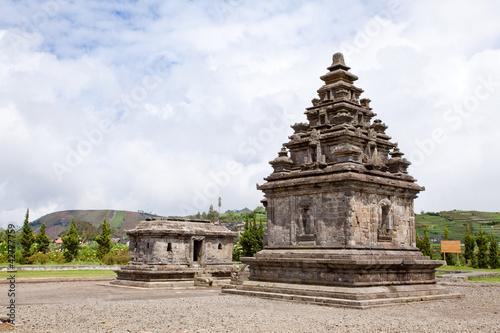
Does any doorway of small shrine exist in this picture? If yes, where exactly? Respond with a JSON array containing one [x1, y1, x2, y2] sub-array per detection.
[[193, 240, 203, 262]]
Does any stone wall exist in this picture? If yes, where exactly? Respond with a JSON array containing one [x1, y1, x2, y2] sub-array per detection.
[[129, 235, 233, 266], [266, 185, 416, 248]]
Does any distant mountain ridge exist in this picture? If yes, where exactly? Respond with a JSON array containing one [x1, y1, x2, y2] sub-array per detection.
[[33, 208, 500, 241], [30, 207, 259, 239], [30, 209, 157, 238]]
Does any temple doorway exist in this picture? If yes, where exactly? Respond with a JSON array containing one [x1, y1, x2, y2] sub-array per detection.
[[193, 240, 203, 262]]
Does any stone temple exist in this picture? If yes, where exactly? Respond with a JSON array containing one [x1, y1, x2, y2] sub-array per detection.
[[222, 53, 461, 307], [113, 217, 237, 287]]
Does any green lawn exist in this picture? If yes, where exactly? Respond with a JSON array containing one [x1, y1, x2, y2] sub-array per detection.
[[437, 265, 500, 272], [468, 276, 500, 283], [0, 269, 116, 279]]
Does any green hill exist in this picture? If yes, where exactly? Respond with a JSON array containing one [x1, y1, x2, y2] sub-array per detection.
[[31, 208, 500, 242], [30, 210, 157, 239], [416, 210, 500, 241]]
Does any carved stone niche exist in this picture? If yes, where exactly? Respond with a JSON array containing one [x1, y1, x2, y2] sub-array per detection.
[[377, 199, 393, 243], [296, 197, 315, 244]]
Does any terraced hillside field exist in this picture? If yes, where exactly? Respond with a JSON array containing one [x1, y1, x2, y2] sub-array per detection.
[[415, 210, 500, 241]]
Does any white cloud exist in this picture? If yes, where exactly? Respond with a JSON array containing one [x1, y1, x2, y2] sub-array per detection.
[[1, 0, 499, 227]]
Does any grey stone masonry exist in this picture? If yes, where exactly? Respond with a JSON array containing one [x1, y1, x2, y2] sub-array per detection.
[[222, 52, 462, 307], [113, 217, 237, 287]]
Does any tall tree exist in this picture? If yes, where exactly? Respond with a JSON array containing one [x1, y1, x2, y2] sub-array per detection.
[[239, 215, 265, 258], [488, 232, 499, 269], [19, 209, 35, 263], [35, 223, 51, 254], [475, 226, 488, 268], [62, 217, 80, 262], [95, 218, 112, 260], [463, 223, 475, 266], [442, 226, 456, 265], [207, 205, 218, 222]]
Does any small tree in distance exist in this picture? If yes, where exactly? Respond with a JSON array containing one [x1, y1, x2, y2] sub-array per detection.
[[207, 205, 218, 222], [96, 218, 112, 260], [416, 226, 432, 258], [463, 223, 475, 266], [62, 217, 80, 262], [19, 209, 35, 264], [475, 226, 488, 268], [488, 232, 499, 269], [36, 223, 51, 254]]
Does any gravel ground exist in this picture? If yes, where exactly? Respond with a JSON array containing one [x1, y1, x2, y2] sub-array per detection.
[[9, 281, 500, 332]]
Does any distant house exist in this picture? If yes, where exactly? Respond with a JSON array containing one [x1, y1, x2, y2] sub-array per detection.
[[111, 238, 130, 246], [118, 239, 129, 246], [55, 237, 63, 244]]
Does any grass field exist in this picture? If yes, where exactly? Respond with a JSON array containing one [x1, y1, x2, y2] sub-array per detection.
[[468, 276, 500, 283], [0, 270, 116, 279], [109, 210, 126, 232], [437, 265, 500, 272]]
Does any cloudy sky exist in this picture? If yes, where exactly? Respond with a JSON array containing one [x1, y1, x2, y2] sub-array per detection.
[[1, 0, 499, 227]]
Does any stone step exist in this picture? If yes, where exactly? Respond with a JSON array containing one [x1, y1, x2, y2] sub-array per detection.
[[235, 284, 451, 301], [222, 288, 463, 309]]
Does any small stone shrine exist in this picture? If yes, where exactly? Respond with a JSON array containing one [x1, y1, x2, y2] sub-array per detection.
[[222, 53, 462, 307], [112, 217, 237, 287]]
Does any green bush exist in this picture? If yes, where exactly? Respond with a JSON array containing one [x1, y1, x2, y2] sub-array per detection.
[[47, 251, 65, 264], [232, 242, 243, 261], [101, 244, 130, 265], [86, 241, 99, 250], [14, 249, 23, 264], [29, 252, 50, 265], [76, 245, 98, 262]]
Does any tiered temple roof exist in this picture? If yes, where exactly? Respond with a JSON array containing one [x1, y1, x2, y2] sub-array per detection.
[[267, 52, 416, 186]]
